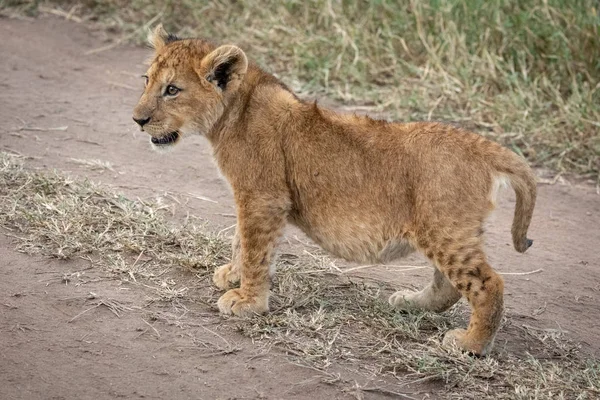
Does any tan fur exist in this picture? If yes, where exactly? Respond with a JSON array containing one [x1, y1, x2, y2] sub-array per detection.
[[132, 27, 537, 356]]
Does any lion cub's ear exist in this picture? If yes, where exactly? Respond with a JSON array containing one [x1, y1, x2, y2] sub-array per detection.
[[148, 24, 178, 51], [200, 45, 248, 93]]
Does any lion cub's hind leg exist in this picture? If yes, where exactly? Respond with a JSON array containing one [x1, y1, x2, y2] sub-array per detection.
[[389, 267, 461, 312], [390, 226, 504, 356], [441, 257, 504, 356], [424, 233, 504, 356]]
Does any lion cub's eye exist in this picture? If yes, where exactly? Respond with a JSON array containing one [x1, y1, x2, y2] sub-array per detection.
[[165, 85, 180, 96], [142, 75, 149, 87]]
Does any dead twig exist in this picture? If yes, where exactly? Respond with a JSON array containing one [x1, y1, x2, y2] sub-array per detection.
[[38, 5, 83, 23], [68, 304, 100, 323], [141, 318, 161, 338], [341, 264, 428, 274], [19, 126, 68, 132], [84, 11, 163, 55], [500, 268, 543, 276], [186, 192, 218, 204]]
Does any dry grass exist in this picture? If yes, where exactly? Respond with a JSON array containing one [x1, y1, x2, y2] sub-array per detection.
[[0, 152, 228, 289], [2, 0, 598, 180], [1, 152, 599, 398]]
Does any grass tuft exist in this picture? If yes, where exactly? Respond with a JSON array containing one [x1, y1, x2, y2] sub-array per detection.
[[1, 152, 599, 398], [0, 152, 227, 284]]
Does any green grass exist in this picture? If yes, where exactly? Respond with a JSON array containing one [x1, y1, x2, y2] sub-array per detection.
[[3, 0, 599, 178]]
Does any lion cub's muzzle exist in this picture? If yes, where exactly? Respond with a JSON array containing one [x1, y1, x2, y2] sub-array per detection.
[[132, 115, 181, 147], [150, 131, 180, 147], [133, 116, 150, 128]]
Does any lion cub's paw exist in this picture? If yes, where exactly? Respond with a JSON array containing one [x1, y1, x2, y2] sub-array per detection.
[[442, 328, 491, 357], [213, 263, 241, 290], [388, 290, 421, 311], [217, 288, 269, 317]]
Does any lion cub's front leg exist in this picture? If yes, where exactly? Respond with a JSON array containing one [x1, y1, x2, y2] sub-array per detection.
[[213, 226, 241, 290], [216, 196, 286, 317]]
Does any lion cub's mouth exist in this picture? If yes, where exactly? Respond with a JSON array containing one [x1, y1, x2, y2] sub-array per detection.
[[150, 131, 180, 146]]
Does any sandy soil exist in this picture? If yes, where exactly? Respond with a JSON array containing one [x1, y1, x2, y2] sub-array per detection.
[[1, 15, 599, 400]]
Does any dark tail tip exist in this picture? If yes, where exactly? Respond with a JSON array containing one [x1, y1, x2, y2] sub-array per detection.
[[515, 237, 534, 253]]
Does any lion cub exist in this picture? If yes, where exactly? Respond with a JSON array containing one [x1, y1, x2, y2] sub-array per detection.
[[133, 25, 536, 356]]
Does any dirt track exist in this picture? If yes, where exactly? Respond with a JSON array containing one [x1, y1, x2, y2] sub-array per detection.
[[1, 16, 599, 400]]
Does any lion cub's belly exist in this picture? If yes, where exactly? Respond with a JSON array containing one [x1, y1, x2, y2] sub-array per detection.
[[289, 213, 414, 264]]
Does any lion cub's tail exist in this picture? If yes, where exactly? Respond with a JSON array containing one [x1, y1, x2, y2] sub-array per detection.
[[493, 152, 537, 253]]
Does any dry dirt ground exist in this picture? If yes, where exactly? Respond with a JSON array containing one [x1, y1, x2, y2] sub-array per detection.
[[0, 15, 599, 400]]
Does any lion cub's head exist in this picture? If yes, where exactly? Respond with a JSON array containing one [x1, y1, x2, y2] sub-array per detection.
[[132, 25, 248, 149]]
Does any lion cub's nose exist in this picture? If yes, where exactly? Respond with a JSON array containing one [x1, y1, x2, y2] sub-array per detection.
[[133, 116, 150, 128]]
